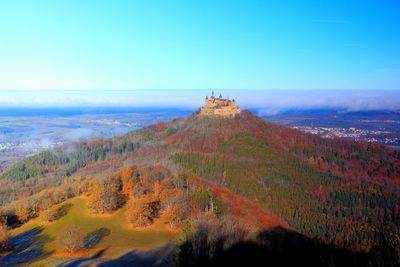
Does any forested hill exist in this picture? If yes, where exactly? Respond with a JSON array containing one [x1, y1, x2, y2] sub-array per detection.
[[1, 110, 400, 255], [161, 110, 400, 251]]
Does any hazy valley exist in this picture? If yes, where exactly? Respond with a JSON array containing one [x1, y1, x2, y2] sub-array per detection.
[[0, 108, 190, 172]]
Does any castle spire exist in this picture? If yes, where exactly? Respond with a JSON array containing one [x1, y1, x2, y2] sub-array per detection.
[[200, 92, 241, 116]]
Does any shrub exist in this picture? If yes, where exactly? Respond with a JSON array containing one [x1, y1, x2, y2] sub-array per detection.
[[59, 225, 84, 253], [41, 208, 57, 223], [163, 193, 188, 228], [126, 196, 154, 227], [120, 167, 136, 196], [40, 198, 56, 223], [88, 178, 123, 214], [15, 201, 33, 224]]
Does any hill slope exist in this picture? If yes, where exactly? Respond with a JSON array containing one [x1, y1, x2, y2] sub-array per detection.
[[141, 111, 400, 250], [1, 110, 399, 256]]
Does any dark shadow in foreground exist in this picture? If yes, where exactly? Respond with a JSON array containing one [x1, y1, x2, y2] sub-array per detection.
[[97, 243, 176, 267], [177, 226, 400, 267], [0, 226, 54, 266]]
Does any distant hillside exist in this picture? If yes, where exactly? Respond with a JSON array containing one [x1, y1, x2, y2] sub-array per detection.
[[1, 110, 400, 265]]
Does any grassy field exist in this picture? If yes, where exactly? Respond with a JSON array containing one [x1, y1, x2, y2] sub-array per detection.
[[9, 197, 179, 266]]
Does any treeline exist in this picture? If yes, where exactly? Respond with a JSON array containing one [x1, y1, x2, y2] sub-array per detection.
[[0, 163, 230, 257], [0, 135, 139, 205], [86, 165, 223, 229], [0, 162, 223, 234], [0, 136, 138, 182]]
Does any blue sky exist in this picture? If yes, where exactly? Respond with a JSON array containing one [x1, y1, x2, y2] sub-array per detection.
[[0, 0, 399, 91]]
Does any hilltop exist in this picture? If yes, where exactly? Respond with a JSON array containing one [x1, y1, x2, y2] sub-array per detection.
[[0, 108, 400, 266], [150, 110, 400, 244]]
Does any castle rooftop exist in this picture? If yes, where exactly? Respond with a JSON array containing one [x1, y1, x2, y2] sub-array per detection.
[[199, 91, 241, 117]]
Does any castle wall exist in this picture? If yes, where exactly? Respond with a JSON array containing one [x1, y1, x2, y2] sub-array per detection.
[[200, 95, 241, 117]]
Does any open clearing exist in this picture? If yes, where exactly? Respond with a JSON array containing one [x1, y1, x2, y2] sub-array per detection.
[[7, 197, 179, 266]]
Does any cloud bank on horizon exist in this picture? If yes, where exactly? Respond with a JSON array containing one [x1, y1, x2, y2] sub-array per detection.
[[0, 90, 399, 115]]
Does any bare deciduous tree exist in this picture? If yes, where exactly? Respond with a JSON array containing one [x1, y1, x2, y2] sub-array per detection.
[[59, 225, 84, 254], [163, 192, 188, 228]]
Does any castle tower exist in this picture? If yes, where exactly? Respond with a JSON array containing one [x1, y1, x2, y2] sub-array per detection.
[[200, 91, 242, 117]]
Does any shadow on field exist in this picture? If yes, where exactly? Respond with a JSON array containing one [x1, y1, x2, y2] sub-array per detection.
[[55, 203, 73, 220], [27, 226, 397, 267], [177, 226, 398, 267], [58, 243, 176, 267], [84, 228, 111, 248], [207, 228, 371, 267], [98, 243, 176, 267], [0, 226, 54, 266]]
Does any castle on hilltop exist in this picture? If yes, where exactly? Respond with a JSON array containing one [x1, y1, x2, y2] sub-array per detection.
[[199, 91, 242, 116]]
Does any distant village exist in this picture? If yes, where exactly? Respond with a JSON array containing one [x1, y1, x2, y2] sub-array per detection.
[[292, 125, 400, 146]]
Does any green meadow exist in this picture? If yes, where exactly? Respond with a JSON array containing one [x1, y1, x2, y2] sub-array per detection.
[[10, 197, 178, 266]]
